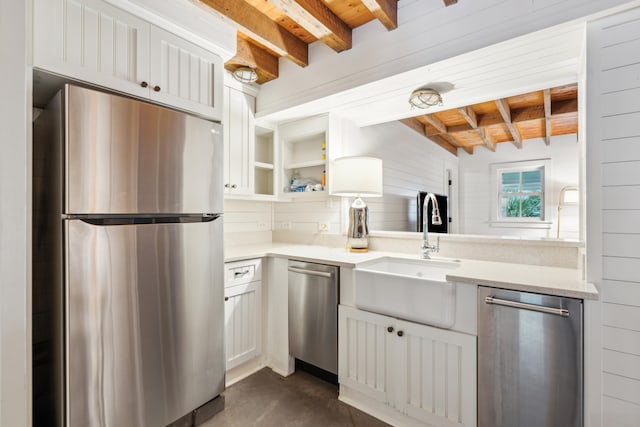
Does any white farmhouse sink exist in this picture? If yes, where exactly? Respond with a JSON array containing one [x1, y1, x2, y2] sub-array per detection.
[[354, 257, 460, 328]]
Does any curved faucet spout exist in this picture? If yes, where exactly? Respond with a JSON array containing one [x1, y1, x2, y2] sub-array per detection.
[[422, 193, 442, 259]]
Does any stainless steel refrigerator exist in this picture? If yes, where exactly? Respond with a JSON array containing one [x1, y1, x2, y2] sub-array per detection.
[[33, 84, 225, 427]]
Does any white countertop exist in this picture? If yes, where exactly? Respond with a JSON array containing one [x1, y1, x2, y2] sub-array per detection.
[[224, 243, 598, 300]]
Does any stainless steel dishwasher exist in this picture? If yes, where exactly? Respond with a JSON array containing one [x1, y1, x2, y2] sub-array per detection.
[[478, 286, 583, 427], [288, 260, 339, 376]]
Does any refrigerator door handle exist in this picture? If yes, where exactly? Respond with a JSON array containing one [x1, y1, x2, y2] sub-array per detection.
[[64, 213, 222, 225], [484, 295, 570, 317]]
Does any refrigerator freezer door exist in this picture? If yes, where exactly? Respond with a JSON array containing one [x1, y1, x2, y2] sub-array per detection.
[[65, 85, 223, 215], [65, 219, 224, 427]]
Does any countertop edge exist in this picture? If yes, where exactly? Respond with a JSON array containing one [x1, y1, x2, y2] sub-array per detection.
[[447, 274, 599, 300], [224, 244, 599, 300]]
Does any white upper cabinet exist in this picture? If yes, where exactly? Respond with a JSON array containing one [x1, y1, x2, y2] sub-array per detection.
[[148, 26, 222, 120], [33, 0, 222, 120], [223, 85, 255, 196], [34, 0, 150, 98]]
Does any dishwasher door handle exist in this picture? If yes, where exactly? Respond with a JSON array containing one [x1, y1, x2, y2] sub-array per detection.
[[288, 266, 334, 278], [484, 296, 570, 317]]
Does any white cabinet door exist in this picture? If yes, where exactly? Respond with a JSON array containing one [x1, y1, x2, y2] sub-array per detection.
[[397, 320, 477, 427], [34, 0, 149, 98], [223, 86, 255, 196], [339, 305, 393, 405], [224, 281, 262, 371], [339, 306, 477, 427], [148, 26, 222, 120]]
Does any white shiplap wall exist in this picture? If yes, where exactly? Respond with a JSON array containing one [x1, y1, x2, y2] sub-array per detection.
[[458, 134, 580, 239], [587, 7, 640, 426], [223, 200, 272, 246]]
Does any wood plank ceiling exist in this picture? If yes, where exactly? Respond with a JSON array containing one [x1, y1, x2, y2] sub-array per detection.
[[401, 83, 579, 156], [197, 0, 458, 84]]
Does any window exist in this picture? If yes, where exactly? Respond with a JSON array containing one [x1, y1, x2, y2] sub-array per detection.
[[490, 159, 550, 225], [498, 168, 543, 219]]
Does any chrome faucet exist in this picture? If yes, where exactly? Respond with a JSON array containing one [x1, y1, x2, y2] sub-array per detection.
[[422, 193, 442, 259]]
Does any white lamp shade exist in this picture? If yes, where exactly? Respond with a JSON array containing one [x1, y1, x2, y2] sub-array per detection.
[[331, 156, 383, 197]]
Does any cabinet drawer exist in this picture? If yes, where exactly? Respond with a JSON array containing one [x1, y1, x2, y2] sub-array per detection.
[[225, 258, 261, 287]]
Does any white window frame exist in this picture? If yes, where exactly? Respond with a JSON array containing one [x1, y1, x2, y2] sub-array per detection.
[[490, 159, 552, 228]]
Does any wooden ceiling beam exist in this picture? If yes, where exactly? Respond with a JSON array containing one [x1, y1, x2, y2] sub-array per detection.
[[543, 89, 551, 145], [458, 107, 495, 152], [361, 0, 398, 31], [421, 114, 448, 134], [457, 106, 477, 128], [400, 118, 458, 156], [269, 0, 352, 52], [224, 34, 279, 84], [476, 128, 496, 152], [494, 98, 523, 149], [198, 0, 308, 67]]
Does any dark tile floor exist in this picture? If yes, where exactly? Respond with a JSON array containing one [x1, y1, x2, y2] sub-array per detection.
[[202, 368, 390, 427]]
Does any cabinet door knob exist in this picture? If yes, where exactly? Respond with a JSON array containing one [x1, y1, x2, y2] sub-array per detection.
[[387, 326, 394, 333], [153, 85, 161, 92], [397, 330, 404, 337], [224, 184, 230, 188], [231, 184, 237, 189], [224, 297, 229, 301], [140, 81, 148, 88]]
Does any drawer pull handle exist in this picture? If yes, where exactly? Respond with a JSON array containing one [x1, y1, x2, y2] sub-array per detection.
[[234, 270, 250, 278]]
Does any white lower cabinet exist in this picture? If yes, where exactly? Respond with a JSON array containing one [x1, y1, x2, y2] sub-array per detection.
[[224, 259, 262, 371], [339, 305, 477, 427]]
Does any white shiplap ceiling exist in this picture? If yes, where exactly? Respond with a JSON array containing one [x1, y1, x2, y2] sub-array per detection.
[[257, 19, 585, 128]]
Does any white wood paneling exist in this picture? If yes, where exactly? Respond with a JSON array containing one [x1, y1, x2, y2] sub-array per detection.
[[603, 234, 640, 258], [33, 0, 150, 98], [602, 303, 640, 332], [458, 135, 579, 238], [339, 305, 476, 427], [602, 161, 640, 186], [603, 396, 640, 427], [587, 7, 640, 426], [223, 86, 255, 195], [603, 257, 640, 283], [600, 280, 640, 306], [602, 211, 640, 234], [274, 199, 342, 233], [338, 306, 390, 404], [0, 0, 30, 424], [257, 0, 631, 125], [602, 326, 640, 356], [224, 281, 262, 371], [149, 26, 222, 119], [603, 373, 640, 406], [223, 200, 272, 233], [401, 321, 477, 427]]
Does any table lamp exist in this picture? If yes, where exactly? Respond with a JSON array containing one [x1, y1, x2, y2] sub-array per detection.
[[331, 156, 383, 252]]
